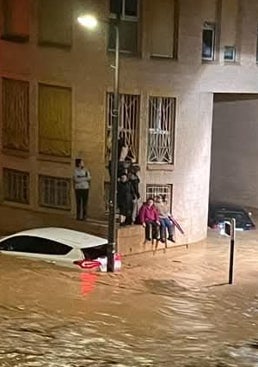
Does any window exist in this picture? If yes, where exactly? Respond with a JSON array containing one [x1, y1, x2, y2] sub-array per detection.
[[38, 0, 72, 47], [2, 78, 29, 151], [146, 184, 172, 211], [224, 46, 236, 62], [148, 96, 175, 164], [3, 168, 29, 204], [38, 84, 72, 157], [39, 175, 71, 210], [202, 23, 215, 61], [106, 92, 140, 163], [108, 0, 139, 54], [2, 0, 29, 42], [0, 236, 72, 255]]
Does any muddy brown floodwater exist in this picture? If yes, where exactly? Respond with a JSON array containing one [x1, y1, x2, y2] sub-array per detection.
[[1, 228, 258, 366]]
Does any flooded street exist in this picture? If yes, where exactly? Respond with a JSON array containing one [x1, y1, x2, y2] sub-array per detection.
[[1, 229, 258, 366]]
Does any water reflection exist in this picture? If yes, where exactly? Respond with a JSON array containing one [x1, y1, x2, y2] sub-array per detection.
[[80, 273, 97, 296]]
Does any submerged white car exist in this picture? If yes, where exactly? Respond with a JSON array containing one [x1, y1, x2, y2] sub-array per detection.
[[0, 227, 121, 272]]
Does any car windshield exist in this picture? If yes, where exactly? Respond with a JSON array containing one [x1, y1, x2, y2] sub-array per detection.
[[81, 244, 107, 260]]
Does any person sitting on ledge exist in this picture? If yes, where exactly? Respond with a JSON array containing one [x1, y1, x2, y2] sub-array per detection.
[[138, 198, 160, 241], [154, 195, 175, 243]]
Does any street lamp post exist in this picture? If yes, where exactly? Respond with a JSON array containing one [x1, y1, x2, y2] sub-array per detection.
[[107, 21, 120, 272], [78, 15, 120, 272]]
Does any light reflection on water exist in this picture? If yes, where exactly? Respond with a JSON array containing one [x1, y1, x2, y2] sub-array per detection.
[[80, 273, 98, 296], [1, 231, 258, 366]]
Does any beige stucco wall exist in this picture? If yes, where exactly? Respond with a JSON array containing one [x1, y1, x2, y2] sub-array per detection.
[[1, 0, 258, 244]]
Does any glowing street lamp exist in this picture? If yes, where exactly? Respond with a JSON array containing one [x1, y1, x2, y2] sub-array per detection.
[[77, 15, 98, 29], [77, 14, 120, 272]]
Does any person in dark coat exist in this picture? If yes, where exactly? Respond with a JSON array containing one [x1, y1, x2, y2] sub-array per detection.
[[108, 130, 130, 178], [117, 173, 136, 225], [128, 165, 141, 223]]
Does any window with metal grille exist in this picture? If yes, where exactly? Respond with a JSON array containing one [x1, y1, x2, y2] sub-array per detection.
[[146, 184, 173, 211], [202, 23, 216, 61], [108, 0, 139, 54], [39, 175, 71, 210], [148, 96, 175, 164], [3, 168, 29, 204], [106, 92, 140, 163]]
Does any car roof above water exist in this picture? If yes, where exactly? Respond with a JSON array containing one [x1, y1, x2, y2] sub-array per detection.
[[1, 227, 107, 249], [209, 202, 248, 212]]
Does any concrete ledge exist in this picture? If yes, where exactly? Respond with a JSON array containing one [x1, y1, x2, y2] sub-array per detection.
[[117, 224, 192, 256], [117, 225, 146, 255], [0, 205, 198, 256]]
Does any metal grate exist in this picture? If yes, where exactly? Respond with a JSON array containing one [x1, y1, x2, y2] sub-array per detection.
[[146, 184, 172, 211], [106, 92, 140, 163], [39, 175, 71, 210], [148, 96, 175, 163], [3, 168, 29, 204]]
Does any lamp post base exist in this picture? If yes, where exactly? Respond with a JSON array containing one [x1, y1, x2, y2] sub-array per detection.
[[107, 243, 115, 272]]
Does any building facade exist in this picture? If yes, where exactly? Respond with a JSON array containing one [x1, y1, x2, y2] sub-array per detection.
[[0, 0, 258, 244]]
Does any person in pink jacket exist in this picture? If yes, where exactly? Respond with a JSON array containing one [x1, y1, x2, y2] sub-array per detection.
[[139, 198, 160, 241]]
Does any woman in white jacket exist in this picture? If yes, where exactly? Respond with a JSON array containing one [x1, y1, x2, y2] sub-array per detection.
[[74, 158, 91, 220]]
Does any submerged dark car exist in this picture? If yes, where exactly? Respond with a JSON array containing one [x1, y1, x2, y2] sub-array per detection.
[[208, 202, 256, 231]]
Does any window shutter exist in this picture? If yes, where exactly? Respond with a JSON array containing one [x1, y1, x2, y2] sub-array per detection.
[[3, 0, 29, 40], [149, 0, 175, 58], [38, 0, 72, 47], [2, 78, 29, 151], [220, 0, 239, 46], [38, 84, 72, 157]]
